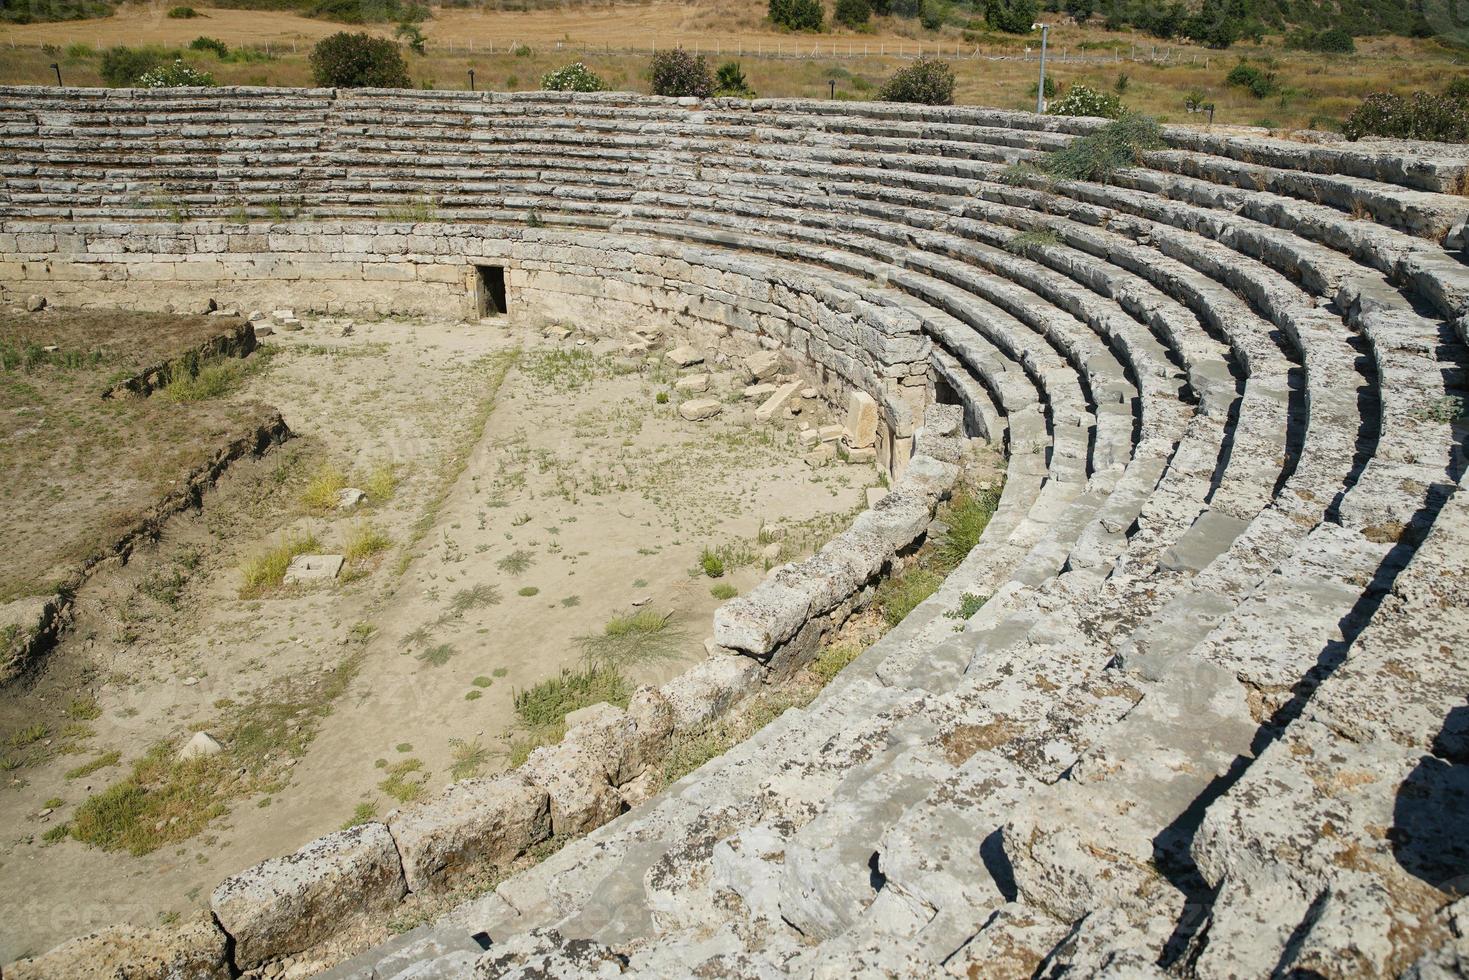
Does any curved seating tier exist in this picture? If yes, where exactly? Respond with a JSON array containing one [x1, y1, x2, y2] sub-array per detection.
[[1, 88, 1467, 978]]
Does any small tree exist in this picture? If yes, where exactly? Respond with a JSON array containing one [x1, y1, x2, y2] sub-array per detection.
[[541, 62, 607, 92], [394, 22, 426, 56], [136, 59, 216, 87], [714, 61, 755, 98], [649, 49, 714, 98], [835, 0, 870, 28], [770, 0, 824, 31], [100, 46, 162, 87], [877, 57, 954, 105], [310, 31, 411, 88], [984, 0, 1036, 34]]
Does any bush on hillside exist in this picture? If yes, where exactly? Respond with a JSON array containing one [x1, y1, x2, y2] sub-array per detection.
[[189, 35, 229, 57], [541, 61, 606, 92], [309, 31, 411, 88], [1342, 91, 1469, 143], [835, 0, 871, 27], [1225, 59, 1279, 99], [1285, 26, 1355, 53], [984, 0, 1036, 33], [137, 59, 216, 87], [649, 49, 714, 98], [1047, 83, 1124, 119], [99, 46, 162, 86], [878, 57, 954, 105], [770, 0, 824, 32], [166, 5, 198, 16], [306, 0, 426, 24]]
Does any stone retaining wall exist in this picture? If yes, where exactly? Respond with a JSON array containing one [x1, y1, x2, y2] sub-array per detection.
[[0, 222, 931, 471], [5, 449, 961, 979]]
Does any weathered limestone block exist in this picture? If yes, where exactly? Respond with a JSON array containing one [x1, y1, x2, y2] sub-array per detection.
[[386, 772, 551, 896], [665, 345, 703, 368], [894, 454, 960, 501], [755, 381, 802, 423], [843, 390, 879, 448], [678, 398, 722, 421], [518, 739, 624, 837], [473, 928, 625, 978], [211, 823, 407, 969], [850, 490, 933, 552], [658, 654, 763, 734], [742, 349, 781, 381], [5, 912, 230, 980], [673, 373, 709, 393], [563, 687, 675, 787], [712, 573, 816, 656]]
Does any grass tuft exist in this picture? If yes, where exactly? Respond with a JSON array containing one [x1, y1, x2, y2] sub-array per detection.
[[239, 531, 321, 598], [576, 609, 686, 668], [300, 463, 348, 513], [344, 523, 391, 564]]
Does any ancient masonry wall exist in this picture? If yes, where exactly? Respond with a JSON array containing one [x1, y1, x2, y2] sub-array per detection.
[[0, 222, 932, 470]]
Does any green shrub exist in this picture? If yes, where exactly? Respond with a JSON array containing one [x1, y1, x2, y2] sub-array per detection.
[[834, 0, 870, 27], [984, 0, 1036, 34], [769, 0, 824, 31], [1040, 112, 1163, 183], [1047, 83, 1124, 119], [877, 58, 955, 105], [541, 61, 606, 92], [307, 0, 426, 23], [1285, 27, 1354, 53], [166, 4, 198, 16], [513, 665, 630, 729], [189, 35, 228, 57], [394, 22, 425, 55], [714, 61, 755, 98], [1, 0, 114, 24], [699, 548, 726, 578], [100, 46, 162, 86], [875, 567, 944, 626], [136, 59, 216, 87], [1224, 60, 1279, 99], [1343, 91, 1469, 143], [649, 48, 713, 98], [309, 31, 411, 87]]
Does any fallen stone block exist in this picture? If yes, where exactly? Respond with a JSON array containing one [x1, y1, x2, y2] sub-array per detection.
[[895, 455, 960, 501], [743, 350, 780, 381], [756, 381, 802, 423], [387, 773, 551, 896], [25, 294, 46, 313], [851, 491, 933, 551], [744, 382, 778, 401], [337, 487, 366, 510], [211, 823, 407, 970], [283, 554, 344, 584], [563, 687, 675, 786], [679, 398, 722, 421], [674, 373, 710, 394], [819, 424, 844, 443], [843, 391, 879, 449], [665, 346, 704, 368]]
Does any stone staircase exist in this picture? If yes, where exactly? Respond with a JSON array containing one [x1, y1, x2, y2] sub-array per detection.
[[1, 89, 1467, 978]]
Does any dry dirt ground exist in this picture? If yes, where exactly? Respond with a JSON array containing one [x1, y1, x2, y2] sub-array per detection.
[[0, 310, 874, 962]]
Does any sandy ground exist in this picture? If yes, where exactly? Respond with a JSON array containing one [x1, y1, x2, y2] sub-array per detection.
[[0, 314, 872, 962]]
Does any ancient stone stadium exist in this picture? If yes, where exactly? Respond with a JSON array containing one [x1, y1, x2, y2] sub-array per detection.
[[1, 86, 1468, 979]]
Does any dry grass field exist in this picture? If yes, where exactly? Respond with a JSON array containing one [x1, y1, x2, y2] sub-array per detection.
[[1, 0, 1466, 130]]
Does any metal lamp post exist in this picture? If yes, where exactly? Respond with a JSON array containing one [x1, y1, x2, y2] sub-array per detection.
[[1034, 23, 1049, 114], [828, 78, 836, 100], [467, 68, 476, 91]]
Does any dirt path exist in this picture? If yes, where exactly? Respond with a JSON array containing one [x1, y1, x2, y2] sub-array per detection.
[[0, 314, 873, 962]]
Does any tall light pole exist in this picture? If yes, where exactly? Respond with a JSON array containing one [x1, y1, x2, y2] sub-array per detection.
[[1034, 23, 1049, 114]]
